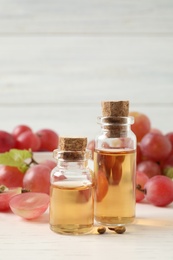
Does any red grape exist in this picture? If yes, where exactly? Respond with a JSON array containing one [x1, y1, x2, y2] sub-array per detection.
[[40, 159, 57, 170], [160, 154, 173, 170], [95, 169, 109, 202], [137, 160, 161, 178], [0, 187, 22, 211], [0, 165, 24, 188], [136, 143, 143, 164], [15, 131, 41, 151], [78, 188, 92, 203], [144, 175, 173, 207], [0, 131, 16, 153], [129, 112, 151, 142], [165, 132, 173, 153], [136, 171, 149, 202], [9, 192, 49, 219], [112, 159, 122, 185], [36, 129, 59, 151], [104, 155, 115, 169], [140, 132, 172, 161], [12, 124, 32, 138], [160, 154, 173, 178], [150, 128, 163, 134], [23, 164, 51, 194]]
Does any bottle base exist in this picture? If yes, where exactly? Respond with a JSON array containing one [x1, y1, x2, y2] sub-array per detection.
[[50, 224, 93, 235], [94, 216, 135, 226]]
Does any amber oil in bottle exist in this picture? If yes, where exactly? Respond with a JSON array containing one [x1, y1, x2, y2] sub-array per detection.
[[50, 137, 94, 235], [94, 101, 136, 226]]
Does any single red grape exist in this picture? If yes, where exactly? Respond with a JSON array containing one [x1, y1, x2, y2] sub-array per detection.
[[23, 164, 51, 194], [0, 131, 16, 153], [95, 169, 109, 202], [36, 129, 59, 151], [150, 128, 163, 134], [12, 124, 32, 138], [160, 153, 173, 178], [104, 154, 115, 169], [137, 160, 161, 178], [0, 187, 22, 211], [9, 192, 50, 219], [40, 159, 57, 170], [165, 132, 173, 153], [0, 165, 24, 188], [112, 159, 122, 185], [129, 112, 151, 142], [136, 171, 149, 202], [140, 132, 172, 161], [136, 143, 143, 164], [160, 154, 173, 171], [144, 175, 173, 207], [15, 130, 41, 151]]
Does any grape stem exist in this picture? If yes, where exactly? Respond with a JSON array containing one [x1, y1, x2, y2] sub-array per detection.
[[136, 184, 147, 194], [24, 150, 39, 168], [21, 153, 39, 173], [21, 188, 31, 193], [0, 185, 8, 193], [26, 156, 39, 167]]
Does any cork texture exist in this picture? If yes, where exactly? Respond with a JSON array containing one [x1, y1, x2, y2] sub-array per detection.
[[101, 100, 129, 117], [59, 137, 87, 151]]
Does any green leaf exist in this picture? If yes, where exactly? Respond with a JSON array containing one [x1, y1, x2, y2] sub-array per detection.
[[0, 149, 32, 173], [163, 167, 173, 179]]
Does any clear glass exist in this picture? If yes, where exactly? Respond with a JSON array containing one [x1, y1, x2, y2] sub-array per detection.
[[94, 116, 136, 226], [49, 150, 94, 235]]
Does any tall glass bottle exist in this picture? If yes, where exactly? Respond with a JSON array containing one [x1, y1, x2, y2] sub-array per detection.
[[50, 137, 94, 235], [94, 101, 136, 226]]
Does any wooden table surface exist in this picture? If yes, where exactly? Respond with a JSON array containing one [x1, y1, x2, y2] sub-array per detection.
[[0, 155, 173, 259], [0, 202, 173, 260]]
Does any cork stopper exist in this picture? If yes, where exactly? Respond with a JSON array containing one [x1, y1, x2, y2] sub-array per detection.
[[55, 137, 88, 161], [59, 137, 87, 151], [101, 101, 129, 117], [100, 101, 130, 138]]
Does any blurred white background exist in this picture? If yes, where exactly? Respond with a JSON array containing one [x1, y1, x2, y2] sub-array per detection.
[[0, 0, 173, 141]]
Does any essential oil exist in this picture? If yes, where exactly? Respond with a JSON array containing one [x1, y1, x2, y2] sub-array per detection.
[[94, 149, 136, 225]]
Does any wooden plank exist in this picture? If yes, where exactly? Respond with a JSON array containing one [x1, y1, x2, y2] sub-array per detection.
[[0, 35, 173, 105], [0, 0, 173, 34]]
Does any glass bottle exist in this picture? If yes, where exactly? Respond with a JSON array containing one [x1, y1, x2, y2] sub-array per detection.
[[94, 101, 136, 226], [49, 136, 94, 235]]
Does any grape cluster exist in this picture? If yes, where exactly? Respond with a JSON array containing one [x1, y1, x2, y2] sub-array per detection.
[[0, 124, 59, 219], [0, 124, 59, 153], [130, 112, 173, 207], [87, 112, 173, 207], [0, 115, 173, 221], [0, 149, 56, 209], [0, 153, 56, 218]]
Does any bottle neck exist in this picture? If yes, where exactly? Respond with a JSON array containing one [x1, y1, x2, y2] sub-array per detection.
[[53, 150, 91, 169], [99, 116, 133, 138], [101, 124, 131, 137], [96, 116, 136, 150]]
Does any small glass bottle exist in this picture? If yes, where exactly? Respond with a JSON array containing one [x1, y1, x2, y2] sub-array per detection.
[[49, 136, 94, 235], [94, 101, 136, 226]]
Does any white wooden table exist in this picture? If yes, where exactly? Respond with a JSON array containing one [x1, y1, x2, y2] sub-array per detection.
[[0, 203, 173, 260]]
